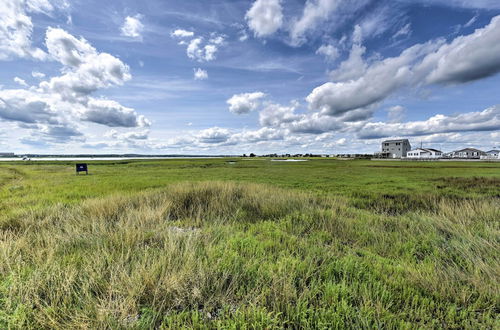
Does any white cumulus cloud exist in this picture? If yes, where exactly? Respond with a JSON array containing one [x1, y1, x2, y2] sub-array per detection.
[[227, 92, 266, 114], [422, 15, 500, 84], [14, 77, 28, 87], [316, 44, 339, 61], [197, 127, 231, 144], [358, 106, 500, 139], [186, 36, 224, 62], [120, 15, 144, 40], [245, 0, 283, 38], [0, 0, 49, 60], [171, 29, 194, 38], [0, 27, 150, 145], [32, 71, 45, 79], [41, 27, 132, 102], [173, 30, 226, 62], [193, 68, 208, 80], [81, 99, 150, 128], [307, 15, 500, 118]]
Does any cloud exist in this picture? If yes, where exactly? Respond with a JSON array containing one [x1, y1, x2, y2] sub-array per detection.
[[0, 89, 57, 124], [227, 92, 266, 114], [172, 30, 226, 62], [316, 44, 339, 61], [81, 99, 150, 128], [209, 35, 225, 45], [32, 71, 46, 79], [175, 126, 287, 149], [319, 49, 411, 115], [393, 23, 412, 39], [39, 124, 83, 139], [387, 105, 406, 123], [42, 27, 131, 102], [245, 0, 283, 38], [229, 127, 284, 144], [422, 15, 500, 84], [171, 29, 194, 38], [464, 14, 479, 28], [259, 101, 301, 127], [14, 77, 28, 87], [0, 0, 49, 60], [239, 29, 249, 41], [121, 130, 149, 140], [105, 129, 149, 140], [19, 122, 84, 146], [257, 99, 373, 135], [328, 39, 367, 81], [289, 0, 342, 45], [0, 26, 150, 144], [186, 36, 224, 62], [120, 15, 144, 40], [193, 68, 208, 80], [308, 15, 500, 117], [44, 27, 96, 67], [197, 127, 231, 144], [358, 105, 500, 139], [356, 3, 404, 41], [284, 113, 346, 134], [25, 0, 55, 13], [398, 0, 500, 10]]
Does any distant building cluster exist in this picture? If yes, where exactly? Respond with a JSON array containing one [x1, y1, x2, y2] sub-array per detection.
[[246, 153, 373, 159], [375, 139, 499, 160], [0, 152, 15, 157]]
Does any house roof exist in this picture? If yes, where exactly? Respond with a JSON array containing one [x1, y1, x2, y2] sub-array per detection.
[[410, 148, 442, 153], [453, 148, 484, 153], [486, 150, 499, 153], [382, 139, 410, 143]]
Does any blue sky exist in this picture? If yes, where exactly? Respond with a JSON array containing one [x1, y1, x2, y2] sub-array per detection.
[[0, 0, 499, 154]]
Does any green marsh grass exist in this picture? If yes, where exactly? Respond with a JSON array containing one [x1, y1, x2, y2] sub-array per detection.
[[0, 159, 499, 328]]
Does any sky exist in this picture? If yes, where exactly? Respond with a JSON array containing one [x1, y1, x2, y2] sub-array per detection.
[[0, 0, 500, 155]]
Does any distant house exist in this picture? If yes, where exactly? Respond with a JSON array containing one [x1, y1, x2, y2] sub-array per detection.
[[407, 148, 442, 159], [380, 139, 411, 158], [450, 148, 486, 159], [480, 150, 500, 160], [0, 152, 15, 157]]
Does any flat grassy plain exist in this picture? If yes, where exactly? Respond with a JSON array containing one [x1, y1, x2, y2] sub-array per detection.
[[0, 158, 499, 328]]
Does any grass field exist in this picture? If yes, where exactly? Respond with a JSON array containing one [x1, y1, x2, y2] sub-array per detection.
[[0, 158, 499, 328]]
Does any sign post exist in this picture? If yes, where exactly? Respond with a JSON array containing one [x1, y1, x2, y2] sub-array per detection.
[[76, 163, 88, 175]]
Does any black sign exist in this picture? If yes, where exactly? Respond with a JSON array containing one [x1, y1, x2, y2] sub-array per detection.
[[76, 163, 88, 174]]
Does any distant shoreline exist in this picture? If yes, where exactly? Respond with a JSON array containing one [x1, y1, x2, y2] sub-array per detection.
[[0, 156, 230, 161]]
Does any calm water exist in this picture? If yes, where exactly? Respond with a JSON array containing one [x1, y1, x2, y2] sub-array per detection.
[[0, 157, 224, 162]]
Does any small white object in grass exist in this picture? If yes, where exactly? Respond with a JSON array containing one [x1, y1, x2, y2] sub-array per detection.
[[168, 226, 200, 234]]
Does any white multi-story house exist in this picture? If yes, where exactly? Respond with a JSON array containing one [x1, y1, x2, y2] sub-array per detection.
[[380, 139, 411, 158], [480, 150, 500, 160], [406, 148, 442, 159]]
